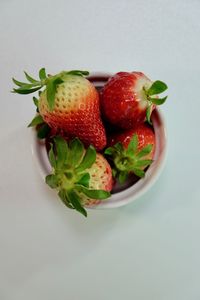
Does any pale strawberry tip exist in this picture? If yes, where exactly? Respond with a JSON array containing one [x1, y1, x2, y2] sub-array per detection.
[[45, 136, 111, 217], [105, 134, 153, 184]]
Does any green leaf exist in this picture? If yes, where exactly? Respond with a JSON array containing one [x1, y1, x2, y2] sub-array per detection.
[[77, 173, 90, 188], [76, 145, 96, 172], [112, 168, 117, 178], [12, 78, 29, 87], [147, 80, 168, 96], [39, 68, 47, 80], [53, 136, 68, 168], [46, 77, 63, 110], [118, 171, 128, 184], [54, 77, 64, 86], [104, 147, 116, 156], [150, 96, 167, 105], [48, 144, 56, 168], [127, 134, 138, 155], [24, 71, 38, 83], [77, 185, 110, 199], [114, 142, 123, 152], [46, 80, 57, 110], [134, 159, 153, 168], [69, 138, 84, 167], [45, 174, 59, 188], [67, 190, 87, 217], [58, 189, 74, 209], [146, 105, 152, 125], [65, 70, 89, 77], [33, 96, 39, 108], [132, 168, 145, 178], [137, 144, 153, 159], [13, 86, 42, 94], [28, 114, 43, 127], [37, 123, 51, 139]]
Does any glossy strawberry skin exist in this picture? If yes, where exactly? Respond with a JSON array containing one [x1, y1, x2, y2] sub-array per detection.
[[108, 123, 156, 159], [101, 72, 153, 128], [39, 76, 106, 150]]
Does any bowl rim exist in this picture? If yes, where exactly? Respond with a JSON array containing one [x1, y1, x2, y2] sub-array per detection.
[[31, 72, 167, 209]]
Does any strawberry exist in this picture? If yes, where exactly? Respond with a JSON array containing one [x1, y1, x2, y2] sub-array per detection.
[[101, 72, 168, 128], [45, 136, 112, 216], [82, 153, 113, 207], [12, 69, 107, 150], [105, 123, 155, 183]]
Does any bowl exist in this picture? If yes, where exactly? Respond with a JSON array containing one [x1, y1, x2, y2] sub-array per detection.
[[31, 72, 167, 209]]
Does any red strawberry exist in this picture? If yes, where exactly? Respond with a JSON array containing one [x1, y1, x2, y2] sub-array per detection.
[[13, 69, 107, 150], [45, 137, 112, 216], [105, 123, 155, 183], [101, 72, 168, 128]]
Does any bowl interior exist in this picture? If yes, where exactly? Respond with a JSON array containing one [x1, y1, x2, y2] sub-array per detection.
[[31, 73, 167, 209]]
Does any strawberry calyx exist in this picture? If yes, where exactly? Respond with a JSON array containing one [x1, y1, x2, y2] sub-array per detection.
[[143, 80, 168, 124], [46, 136, 110, 217], [12, 68, 89, 111], [25, 92, 52, 139], [105, 134, 153, 183], [28, 114, 49, 139]]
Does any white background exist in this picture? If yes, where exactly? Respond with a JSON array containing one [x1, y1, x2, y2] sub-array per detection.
[[0, 0, 200, 299]]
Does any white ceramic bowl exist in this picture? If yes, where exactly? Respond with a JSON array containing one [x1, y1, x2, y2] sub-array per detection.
[[31, 73, 167, 209]]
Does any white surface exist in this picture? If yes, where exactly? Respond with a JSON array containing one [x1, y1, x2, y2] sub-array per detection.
[[0, 0, 200, 299]]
